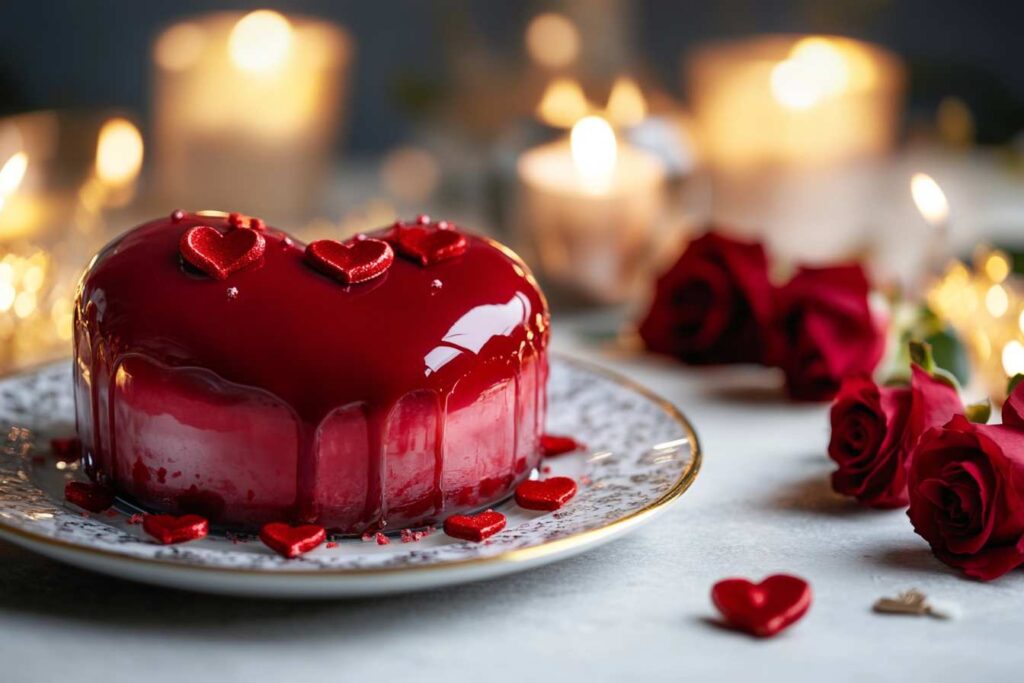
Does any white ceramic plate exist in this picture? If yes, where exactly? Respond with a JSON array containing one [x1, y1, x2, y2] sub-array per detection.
[[0, 355, 700, 598]]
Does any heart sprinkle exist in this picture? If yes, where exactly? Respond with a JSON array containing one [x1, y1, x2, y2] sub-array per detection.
[[259, 522, 327, 558], [711, 574, 812, 638], [515, 476, 577, 511], [540, 434, 584, 457], [305, 237, 395, 284], [64, 481, 115, 512], [50, 436, 82, 461], [142, 514, 210, 545], [443, 509, 506, 542], [180, 225, 266, 280], [389, 221, 468, 266]]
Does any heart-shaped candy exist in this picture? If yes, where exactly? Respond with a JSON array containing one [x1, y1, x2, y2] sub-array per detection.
[[305, 237, 395, 284], [390, 224, 467, 266], [180, 225, 266, 280], [711, 574, 812, 638], [143, 513, 210, 545], [443, 509, 507, 542], [64, 481, 115, 512], [259, 522, 327, 558], [540, 434, 584, 457], [515, 476, 577, 511]]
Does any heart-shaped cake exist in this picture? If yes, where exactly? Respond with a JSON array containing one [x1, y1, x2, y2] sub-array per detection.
[[73, 211, 549, 534]]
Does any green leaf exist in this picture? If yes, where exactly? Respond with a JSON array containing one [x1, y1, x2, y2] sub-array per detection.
[[965, 400, 992, 424], [908, 340, 961, 392], [908, 340, 935, 372], [1008, 374, 1024, 395], [925, 328, 971, 386]]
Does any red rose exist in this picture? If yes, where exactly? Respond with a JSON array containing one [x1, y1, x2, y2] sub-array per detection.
[[639, 232, 777, 365], [907, 413, 1024, 581], [777, 265, 884, 401], [829, 366, 964, 508]]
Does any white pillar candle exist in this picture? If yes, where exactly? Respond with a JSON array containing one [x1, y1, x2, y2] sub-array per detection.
[[152, 11, 352, 221], [517, 115, 666, 304], [687, 35, 904, 262]]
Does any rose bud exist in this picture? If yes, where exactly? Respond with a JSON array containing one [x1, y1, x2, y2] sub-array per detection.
[[776, 264, 884, 401], [639, 231, 779, 366], [829, 365, 964, 508], [907, 413, 1024, 581]]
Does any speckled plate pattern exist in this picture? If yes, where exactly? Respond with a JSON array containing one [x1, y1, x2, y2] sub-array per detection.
[[0, 355, 700, 597]]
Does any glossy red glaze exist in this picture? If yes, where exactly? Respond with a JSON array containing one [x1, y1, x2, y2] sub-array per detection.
[[73, 212, 549, 533]]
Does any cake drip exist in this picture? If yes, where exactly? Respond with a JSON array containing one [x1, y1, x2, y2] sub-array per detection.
[[73, 212, 549, 532]]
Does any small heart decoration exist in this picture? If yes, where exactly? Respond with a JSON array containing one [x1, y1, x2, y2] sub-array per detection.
[[540, 434, 584, 457], [515, 476, 577, 511], [390, 224, 467, 266], [711, 574, 812, 638], [259, 522, 327, 558], [143, 513, 210, 545], [305, 237, 395, 284], [443, 509, 506, 542], [179, 225, 266, 280], [64, 481, 115, 512]]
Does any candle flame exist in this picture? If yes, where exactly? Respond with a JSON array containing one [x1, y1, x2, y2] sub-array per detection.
[[537, 78, 590, 129], [911, 173, 949, 226], [95, 118, 144, 187], [0, 152, 28, 198], [229, 10, 292, 73], [525, 13, 579, 69], [606, 77, 647, 128], [771, 37, 850, 110], [570, 116, 617, 193]]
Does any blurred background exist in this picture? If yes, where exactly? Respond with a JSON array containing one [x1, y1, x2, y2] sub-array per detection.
[[0, 0, 1022, 391]]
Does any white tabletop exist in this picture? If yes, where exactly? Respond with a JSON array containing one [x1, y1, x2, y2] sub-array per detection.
[[2, 312, 1022, 683]]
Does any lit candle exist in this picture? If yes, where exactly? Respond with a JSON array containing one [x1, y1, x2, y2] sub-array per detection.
[[687, 35, 904, 261], [910, 172, 951, 291], [516, 115, 666, 304], [152, 11, 352, 220]]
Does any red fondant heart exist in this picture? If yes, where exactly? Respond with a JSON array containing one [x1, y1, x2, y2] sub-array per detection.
[[390, 224, 467, 266], [259, 522, 326, 558], [180, 225, 266, 280], [515, 476, 577, 511], [64, 481, 115, 512], [305, 237, 395, 284], [143, 513, 210, 544], [711, 574, 812, 638], [443, 509, 506, 542], [540, 434, 584, 457]]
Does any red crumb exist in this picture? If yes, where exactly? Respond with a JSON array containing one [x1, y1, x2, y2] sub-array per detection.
[[580, 475, 592, 486], [325, 541, 338, 549], [375, 532, 390, 546], [361, 532, 374, 542], [542, 465, 552, 474], [127, 513, 144, 525]]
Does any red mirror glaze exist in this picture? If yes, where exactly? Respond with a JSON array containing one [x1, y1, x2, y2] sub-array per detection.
[[73, 213, 549, 534]]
